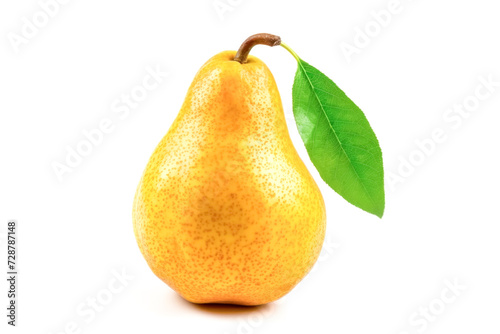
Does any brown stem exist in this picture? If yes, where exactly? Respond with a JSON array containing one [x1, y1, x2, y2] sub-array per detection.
[[233, 33, 281, 64]]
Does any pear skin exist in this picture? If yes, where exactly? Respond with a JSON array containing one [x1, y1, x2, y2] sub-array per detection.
[[133, 51, 326, 305]]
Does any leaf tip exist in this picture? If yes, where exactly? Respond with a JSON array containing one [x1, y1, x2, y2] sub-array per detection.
[[373, 204, 385, 219]]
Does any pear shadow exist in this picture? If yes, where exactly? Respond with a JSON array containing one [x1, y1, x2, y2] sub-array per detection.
[[174, 293, 274, 316]]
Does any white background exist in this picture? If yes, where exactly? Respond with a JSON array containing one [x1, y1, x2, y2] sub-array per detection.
[[1, 0, 499, 333]]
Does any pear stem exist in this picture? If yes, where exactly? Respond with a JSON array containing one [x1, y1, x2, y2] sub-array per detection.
[[234, 33, 281, 64]]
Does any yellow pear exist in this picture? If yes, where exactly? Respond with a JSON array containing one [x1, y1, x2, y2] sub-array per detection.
[[133, 36, 326, 305]]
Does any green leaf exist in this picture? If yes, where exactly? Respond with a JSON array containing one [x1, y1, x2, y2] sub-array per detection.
[[291, 59, 385, 217]]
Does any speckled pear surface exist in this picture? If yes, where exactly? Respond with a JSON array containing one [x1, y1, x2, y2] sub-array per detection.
[[133, 51, 326, 305]]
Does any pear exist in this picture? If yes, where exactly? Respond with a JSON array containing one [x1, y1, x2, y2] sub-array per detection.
[[133, 35, 326, 305]]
